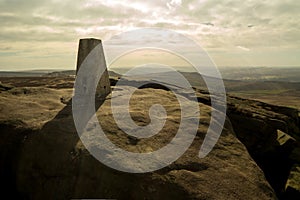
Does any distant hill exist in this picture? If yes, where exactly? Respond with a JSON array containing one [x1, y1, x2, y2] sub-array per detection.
[[0, 69, 73, 77], [43, 70, 75, 77], [111, 66, 300, 83], [219, 66, 300, 82], [0, 70, 122, 78], [0, 71, 48, 77]]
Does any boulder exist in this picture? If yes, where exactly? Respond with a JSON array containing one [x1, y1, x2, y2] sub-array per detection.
[[276, 130, 296, 152], [285, 165, 300, 199], [0, 82, 14, 91]]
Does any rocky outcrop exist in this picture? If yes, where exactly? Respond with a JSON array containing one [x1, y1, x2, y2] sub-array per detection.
[[285, 165, 300, 199], [1, 75, 298, 199], [0, 80, 276, 200], [182, 87, 300, 198], [0, 82, 14, 91], [224, 94, 300, 198]]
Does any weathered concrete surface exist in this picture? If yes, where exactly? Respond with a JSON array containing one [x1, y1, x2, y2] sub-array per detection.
[[76, 38, 111, 98]]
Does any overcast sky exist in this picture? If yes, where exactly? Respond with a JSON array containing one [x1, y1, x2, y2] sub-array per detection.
[[0, 0, 299, 70]]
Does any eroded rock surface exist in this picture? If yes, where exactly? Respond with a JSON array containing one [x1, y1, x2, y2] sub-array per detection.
[[184, 87, 300, 198], [285, 165, 300, 199], [0, 77, 276, 200]]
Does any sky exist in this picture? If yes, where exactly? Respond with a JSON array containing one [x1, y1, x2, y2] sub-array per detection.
[[0, 0, 300, 71]]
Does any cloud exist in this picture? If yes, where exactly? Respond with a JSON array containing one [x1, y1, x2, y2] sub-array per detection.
[[202, 22, 214, 26], [166, 0, 182, 10], [0, 0, 299, 69], [237, 46, 250, 51]]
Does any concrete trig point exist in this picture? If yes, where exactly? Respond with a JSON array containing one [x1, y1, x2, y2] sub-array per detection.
[[76, 38, 111, 98]]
